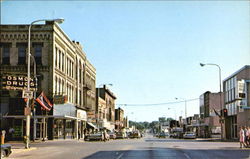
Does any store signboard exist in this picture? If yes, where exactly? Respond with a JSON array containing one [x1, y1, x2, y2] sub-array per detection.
[[77, 110, 87, 121], [1, 74, 36, 91], [53, 95, 68, 104]]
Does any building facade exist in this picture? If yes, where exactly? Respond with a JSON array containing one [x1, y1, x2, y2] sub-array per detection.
[[96, 85, 116, 131], [115, 107, 124, 131], [0, 22, 96, 141], [199, 91, 223, 138], [223, 65, 250, 139]]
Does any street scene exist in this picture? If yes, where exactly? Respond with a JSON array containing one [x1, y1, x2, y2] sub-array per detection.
[[7, 132, 250, 159], [1, 0, 250, 159]]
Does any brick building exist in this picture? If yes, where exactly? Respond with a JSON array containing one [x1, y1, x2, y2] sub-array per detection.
[[0, 21, 96, 141]]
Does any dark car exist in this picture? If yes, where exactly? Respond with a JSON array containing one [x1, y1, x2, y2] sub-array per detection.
[[1, 144, 12, 158], [158, 132, 168, 138]]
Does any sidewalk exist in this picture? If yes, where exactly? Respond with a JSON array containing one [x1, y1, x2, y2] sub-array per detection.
[[5, 140, 44, 155], [196, 138, 238, 142], [6, 139, 84, 156]]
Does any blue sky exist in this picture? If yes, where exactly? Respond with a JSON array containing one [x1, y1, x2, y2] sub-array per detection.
[[2, 1, 250, 122]]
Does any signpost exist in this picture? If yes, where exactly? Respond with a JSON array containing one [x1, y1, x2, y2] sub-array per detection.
[[22, 90, 34, 99]]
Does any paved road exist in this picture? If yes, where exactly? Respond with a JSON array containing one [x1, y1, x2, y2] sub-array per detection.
[[9, 134, 250, 159]]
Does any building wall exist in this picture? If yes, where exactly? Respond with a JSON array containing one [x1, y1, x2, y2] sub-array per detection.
[[223, 65, 250, 139], [0, 22, 96, 140]]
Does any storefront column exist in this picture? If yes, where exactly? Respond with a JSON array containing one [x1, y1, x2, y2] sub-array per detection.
[[63, 119, 66, 139], [75, 119, 78, 140]]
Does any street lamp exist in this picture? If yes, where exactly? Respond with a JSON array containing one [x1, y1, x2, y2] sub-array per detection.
[[200, 62, 223, 140], [175, 97, 187, 119], [97, 83, 113, 130], [25, 18, 64, 149]]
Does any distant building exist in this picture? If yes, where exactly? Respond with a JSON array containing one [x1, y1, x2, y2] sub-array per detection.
[[199, 91, 223, 138], [115, 107, 124, 131], [223, 65, 250, 139], [96, 85, 116, 131], [0, 22, 96, 140]]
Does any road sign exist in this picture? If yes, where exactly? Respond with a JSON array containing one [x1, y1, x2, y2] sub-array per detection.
[[22, 90, 33, 99]]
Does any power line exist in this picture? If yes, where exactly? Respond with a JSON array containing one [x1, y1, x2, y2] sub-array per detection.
[[116, 98, 199, 107]]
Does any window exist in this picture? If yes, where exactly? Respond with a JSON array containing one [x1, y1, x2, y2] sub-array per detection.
[[59, 50, 61, 70], [33, 43, 43, 65], [62, 53, 64, 72], [55, 47, 58, 68], [17, 43, 27, 64], [2, 43, 11, 64]]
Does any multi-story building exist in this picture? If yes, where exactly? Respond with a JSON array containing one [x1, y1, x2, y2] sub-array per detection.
[[199, 91, 223, 138], [115, 107, 124, 131], [0, 21, 96, 141], [223, 65, 250, 139], [96, 85, 116, 131]]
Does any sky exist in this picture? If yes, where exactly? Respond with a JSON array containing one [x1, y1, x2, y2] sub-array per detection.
[[1, 0, 250, 122]]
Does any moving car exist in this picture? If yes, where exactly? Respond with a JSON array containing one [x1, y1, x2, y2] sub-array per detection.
[[183, 132, 196, 139], [1, 144, 12, 158]]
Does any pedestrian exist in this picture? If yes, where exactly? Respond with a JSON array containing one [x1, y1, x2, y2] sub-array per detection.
[[239, 126, 245, 148], [103, 130, 107, 142], [244, 126, 248, 147], [247, 126, 250, 148]]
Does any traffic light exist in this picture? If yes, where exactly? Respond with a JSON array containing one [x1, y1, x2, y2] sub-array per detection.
[[223, 108, 228, 117]]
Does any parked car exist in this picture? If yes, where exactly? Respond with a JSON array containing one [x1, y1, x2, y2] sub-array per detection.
[[158, 132, 168, 138], [86, 132, 104, 141], [129, 131, 141, 139], [1, 144, 12, 158], [108, 132, 116, 139], [115, 132, 127, 139], [183, 132, 196, 139]]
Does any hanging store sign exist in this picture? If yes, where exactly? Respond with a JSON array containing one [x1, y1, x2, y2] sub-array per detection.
[[53, 95, 68, 104], [1, 75, 37, 91]]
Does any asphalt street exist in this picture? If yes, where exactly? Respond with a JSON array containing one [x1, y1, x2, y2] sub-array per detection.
[[8, 134, 250, 159]]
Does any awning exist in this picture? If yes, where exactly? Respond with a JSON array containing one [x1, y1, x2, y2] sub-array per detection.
[[87, 122, 97, 129]]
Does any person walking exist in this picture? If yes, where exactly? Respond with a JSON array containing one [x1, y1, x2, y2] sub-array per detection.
[[246, 126, 250, 148], [239, 126, 245, 148], [244, 126, 248, 147]]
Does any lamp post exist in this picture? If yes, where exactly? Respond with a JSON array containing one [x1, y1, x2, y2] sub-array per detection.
[[97, 83, 113, 130], [175, 97, 187, 119], [25, 18, 64, 149], [200, 63, 223, 140], [30, 55, 37, 141]]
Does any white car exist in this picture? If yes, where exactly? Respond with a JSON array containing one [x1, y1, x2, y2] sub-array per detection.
[[183, 132, 196, 139]]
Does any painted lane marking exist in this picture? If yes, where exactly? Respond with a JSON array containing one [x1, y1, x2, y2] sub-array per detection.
[[116, 153, 124, 159], [184, 153, 191, 159]]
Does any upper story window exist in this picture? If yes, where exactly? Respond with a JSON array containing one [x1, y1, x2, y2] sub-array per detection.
[[33, 43, 43, 65], [1, 43, 11, 65], [55, 47, 58, 68], [17, 43, 27, 65], [59, 50, 61, 70]]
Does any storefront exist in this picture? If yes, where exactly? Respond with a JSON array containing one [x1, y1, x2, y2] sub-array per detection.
[[52, 103, 87, 140]]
